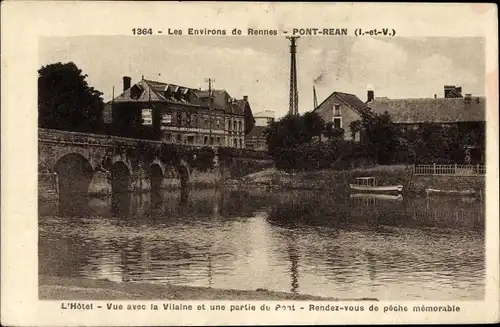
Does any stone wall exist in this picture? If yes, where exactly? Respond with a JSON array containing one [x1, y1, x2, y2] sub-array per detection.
[[38, 128, 274, 200], [39, 173, 59, 200]]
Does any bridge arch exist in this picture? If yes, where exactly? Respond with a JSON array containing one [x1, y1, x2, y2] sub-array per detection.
[[53, 153, 94, 196], [150, 163, 164, 192]]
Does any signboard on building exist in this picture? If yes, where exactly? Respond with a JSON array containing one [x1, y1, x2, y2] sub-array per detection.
[[142, 109, 153, 125]]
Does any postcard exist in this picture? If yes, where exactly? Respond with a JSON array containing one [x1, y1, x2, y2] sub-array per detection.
[[1, 1, 498, 325]]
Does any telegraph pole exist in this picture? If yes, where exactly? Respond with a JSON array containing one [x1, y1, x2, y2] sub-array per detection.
[[205, 77, 215, 146], [287, 36, 300, 116]]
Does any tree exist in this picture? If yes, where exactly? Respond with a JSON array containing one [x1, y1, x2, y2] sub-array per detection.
[[38, 62, 104, 132], [302, 111, 325, 142], [265, 114, 309, 152], [353, 111, 401, 164]]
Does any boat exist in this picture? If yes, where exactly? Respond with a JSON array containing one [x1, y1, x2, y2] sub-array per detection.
[[350, 193, 403, 201], [349, 177, 403, 193], [425, 188, 476, 196]]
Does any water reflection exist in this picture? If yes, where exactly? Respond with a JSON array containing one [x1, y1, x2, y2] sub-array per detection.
[[39, 188, 485, 300]]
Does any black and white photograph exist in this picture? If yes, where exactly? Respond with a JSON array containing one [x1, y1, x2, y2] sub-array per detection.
[[37, 34, 487, 301], [1, 2, 498, 326]]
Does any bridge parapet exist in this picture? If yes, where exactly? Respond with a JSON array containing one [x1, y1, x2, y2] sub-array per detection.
[[39, 128, 162, 148]]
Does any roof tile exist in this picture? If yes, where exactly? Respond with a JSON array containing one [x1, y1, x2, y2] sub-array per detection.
[[367, 97, 485, 123]]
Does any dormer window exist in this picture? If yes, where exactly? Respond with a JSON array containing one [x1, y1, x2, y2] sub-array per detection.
[[177, 87, 185, 100], [333, 104, 341, 116], [163, 84, 171, 99], [130, 84, 143, 100], [181, 88, 189, 102]]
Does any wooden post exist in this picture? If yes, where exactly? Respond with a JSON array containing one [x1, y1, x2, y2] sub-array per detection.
[[477, 164, 480, 175], [433, 163, 436, 175]]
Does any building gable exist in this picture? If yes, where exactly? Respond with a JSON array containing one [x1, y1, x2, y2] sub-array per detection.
[[313, 92, 367, 140]]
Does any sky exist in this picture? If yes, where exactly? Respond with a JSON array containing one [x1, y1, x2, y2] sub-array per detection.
[[39, 36, 485, 118]]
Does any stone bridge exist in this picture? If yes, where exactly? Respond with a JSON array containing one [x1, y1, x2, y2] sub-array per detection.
[[38, 128, 218, 200]]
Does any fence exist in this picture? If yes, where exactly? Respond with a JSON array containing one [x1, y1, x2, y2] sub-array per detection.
[[413, 164, 485, 176]]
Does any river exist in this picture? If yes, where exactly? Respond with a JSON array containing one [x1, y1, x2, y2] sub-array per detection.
[[39, 188, 485, 300]]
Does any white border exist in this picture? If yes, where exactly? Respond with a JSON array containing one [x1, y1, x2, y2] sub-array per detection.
[[1, 2, 498, 325]]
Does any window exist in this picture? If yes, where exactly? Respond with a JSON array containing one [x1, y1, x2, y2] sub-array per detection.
[[333, 117, 342, 129], [204, 136, 208, 145], [333, 104, 341, 116], [216, 118, 221, 128], [141, 109, 153, 126], [177, 113, 182, 126], [161, 113, 172, 125], [238, 121, 242, 131], [181, 112, 187, 126], [239, 139, 243, 148], [233, 138, 238, 148], [176, 134, 181, 143], [187, 136, 194, 144], [216, 137, 220, 145]]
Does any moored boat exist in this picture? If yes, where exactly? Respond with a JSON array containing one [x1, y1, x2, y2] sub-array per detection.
[[350, 193, 403, 201], [425, 188, 476, 196], [349, 177, 403, 193]]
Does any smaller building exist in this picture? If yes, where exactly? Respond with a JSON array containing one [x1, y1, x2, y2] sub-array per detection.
[[245, 126, 269, 151], [245, 110, 275, 151], [366, 86, 486, 163], [253, 110, 276, 127], [313, 91, 373, 141]]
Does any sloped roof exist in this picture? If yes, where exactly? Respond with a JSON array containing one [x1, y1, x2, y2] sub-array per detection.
[[194, 89, 248, 115], [246, 126, 267, 144], [109, 79, 206, 107], [314, 91, 374, 117], [108, 79, 252, 118], [254, 110, 276, 118], [367, 96, 485, 123]]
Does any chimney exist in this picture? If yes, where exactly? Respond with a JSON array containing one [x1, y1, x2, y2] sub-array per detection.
[[434, 94, 437, 99], [444, 85, 453, 98], [444, 85, 462, 98], [464, 93, 472, 103], [367, 84, 374, 102], [123, 76, 131, 92], [243, 95, 248, 102]]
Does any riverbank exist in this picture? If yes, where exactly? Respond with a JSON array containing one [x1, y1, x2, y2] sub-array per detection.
[[39, 276, 377, 301], [234, 166, 485, 195], [235, 166, 410, 191]]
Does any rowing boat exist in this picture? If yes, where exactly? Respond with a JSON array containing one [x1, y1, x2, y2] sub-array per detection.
[[349, 177, 403, 193]]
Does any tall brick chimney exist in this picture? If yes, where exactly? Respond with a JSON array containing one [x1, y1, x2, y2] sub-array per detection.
[[123, 76, 131, 92], [367, 84, 374, 102]]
